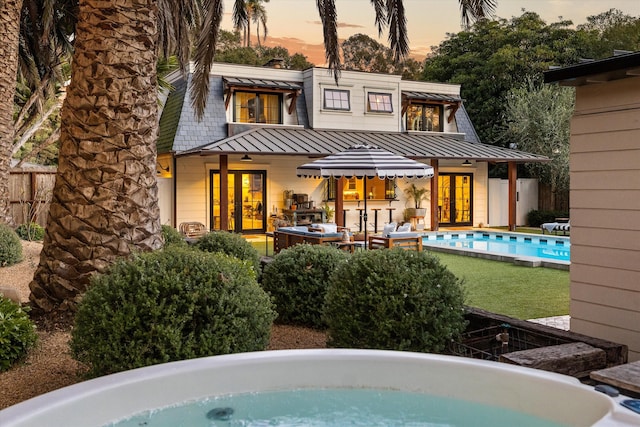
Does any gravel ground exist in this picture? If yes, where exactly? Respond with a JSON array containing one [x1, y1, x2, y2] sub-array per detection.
[[0, 241, 326, 410]]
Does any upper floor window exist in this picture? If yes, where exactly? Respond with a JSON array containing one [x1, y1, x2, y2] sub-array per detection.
[[407, 104, 443, 132], [324, 89, 350, 111], [367, 92, 393, 113], [234, 92, 282, 124]]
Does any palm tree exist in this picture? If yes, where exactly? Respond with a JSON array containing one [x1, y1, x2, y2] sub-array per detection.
[[241, 0, 269, 48], [28, 0, 496, 313], [0, 0, 24, 225]]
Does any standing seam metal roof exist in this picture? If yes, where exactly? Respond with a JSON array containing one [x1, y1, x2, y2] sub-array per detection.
[[179, 127, 548, 163]]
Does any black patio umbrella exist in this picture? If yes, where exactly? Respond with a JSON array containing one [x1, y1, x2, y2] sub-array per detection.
[[296, 145, 434, 243]]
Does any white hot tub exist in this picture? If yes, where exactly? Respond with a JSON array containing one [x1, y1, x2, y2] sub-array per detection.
[[1, 349, 639, 426]]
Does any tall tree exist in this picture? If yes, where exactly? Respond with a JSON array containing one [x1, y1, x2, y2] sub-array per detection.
[[29, 0, 164, 312], [29, 0, 497, 313], [341, 33, 423, 79], [499, 78, 573, 209], [0, 0, 25, 225], [422, 11, 607, 146]]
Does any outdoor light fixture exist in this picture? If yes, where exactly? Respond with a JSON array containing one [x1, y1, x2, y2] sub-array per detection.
[[461, 160, 472, 166], [240, 154, 252, 162], [156, 161, 170, 174]]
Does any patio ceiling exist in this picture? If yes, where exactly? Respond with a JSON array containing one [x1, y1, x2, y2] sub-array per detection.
[[179, 127, 549, 163]]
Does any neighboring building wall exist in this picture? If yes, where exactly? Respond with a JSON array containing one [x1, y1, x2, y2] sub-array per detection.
[[569, 76, 640, 361]]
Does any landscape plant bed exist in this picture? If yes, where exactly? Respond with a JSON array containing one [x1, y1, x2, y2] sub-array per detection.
[[448, 307, 628, 376]]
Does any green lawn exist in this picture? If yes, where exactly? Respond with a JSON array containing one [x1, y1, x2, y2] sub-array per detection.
[[433, 252, 569, 320], [251, 240, 569, 321]]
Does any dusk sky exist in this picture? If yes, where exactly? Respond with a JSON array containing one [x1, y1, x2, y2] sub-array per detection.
[[221, 0, 640, 65]]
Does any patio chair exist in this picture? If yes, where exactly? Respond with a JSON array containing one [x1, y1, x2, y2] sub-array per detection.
[[179, 222, 208, 238]]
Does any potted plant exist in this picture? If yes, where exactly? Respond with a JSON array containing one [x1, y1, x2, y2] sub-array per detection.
[[404, 183, 429, 218], [321, 202, 335, 223]]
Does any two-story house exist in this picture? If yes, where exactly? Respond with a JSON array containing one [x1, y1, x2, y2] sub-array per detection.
[[157, 62, 547, 234]]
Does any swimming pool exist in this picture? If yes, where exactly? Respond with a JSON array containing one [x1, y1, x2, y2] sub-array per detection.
[[422, 231, 570, 270]]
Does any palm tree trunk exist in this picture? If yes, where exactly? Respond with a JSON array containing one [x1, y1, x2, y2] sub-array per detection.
[[29, 0, 163, 313], [0, 0, 24, 226]]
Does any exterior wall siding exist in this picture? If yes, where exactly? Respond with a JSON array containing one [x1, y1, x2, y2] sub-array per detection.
[[569, 76, 640, 361]]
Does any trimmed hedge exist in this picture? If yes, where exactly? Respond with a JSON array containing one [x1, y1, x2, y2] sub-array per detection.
[[195, 231, 261, 276], [262, 244, 349, 328], [0, 297, 37, 371], [161, 224, 188, 248], [71, 247, 276, 378], [526, 210, 569, 227], [324, 249, 466, 353], [0, 223, 23, 267]]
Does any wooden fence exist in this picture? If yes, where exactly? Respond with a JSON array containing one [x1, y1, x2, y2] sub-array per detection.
[[9, 169, 56, 227]]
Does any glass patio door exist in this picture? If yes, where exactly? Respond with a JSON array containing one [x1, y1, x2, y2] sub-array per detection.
[[438, 174, 472, 226], [211, 170, 266, 233]]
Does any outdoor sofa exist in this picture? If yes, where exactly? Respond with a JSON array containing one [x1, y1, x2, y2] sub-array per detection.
[[367, 222, 423, 251], [273, 224, 347, 254]]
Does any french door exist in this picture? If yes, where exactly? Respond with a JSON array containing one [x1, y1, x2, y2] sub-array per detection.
[[438, 173, 473, 226], [210, 170, 266, 233]]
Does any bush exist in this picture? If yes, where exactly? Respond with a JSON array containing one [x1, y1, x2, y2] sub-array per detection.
[[0, 297, 37, 371], [324, 249, 466, 353], [526, 210, 569, 227], [262, 244, 349, 328], [15, 222, 45, 241], [195, 231, 261, 275], [0, 223, 23, 267], [71, 247, 276, 378], [161, 224, 188, 248]]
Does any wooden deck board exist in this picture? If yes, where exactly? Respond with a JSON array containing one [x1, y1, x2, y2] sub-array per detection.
[[590, 361, 640, 394]]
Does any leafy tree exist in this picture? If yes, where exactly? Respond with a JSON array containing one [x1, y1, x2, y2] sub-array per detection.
[[422, 11, 616, 146], [499, 78, 573, 208], [577, 8, 640, 57], [341, 33, 422, 79]]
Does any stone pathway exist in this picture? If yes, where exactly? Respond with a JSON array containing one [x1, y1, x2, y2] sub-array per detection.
[[527, 315, 570, 331]]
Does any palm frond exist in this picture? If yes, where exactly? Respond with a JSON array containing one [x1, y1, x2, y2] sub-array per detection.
[[191, 0, 224, 119], [386, 0, 409, 62], [458, 0, 496, 28], [316, 0, 341, 82], [233, 0, 248, 31], [370, 0, 386, 36]]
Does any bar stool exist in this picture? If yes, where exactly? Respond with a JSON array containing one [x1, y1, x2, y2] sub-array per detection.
[[356, 208, 365, 232], [342, 209, 350, 227], [386, 207, 396, 223], [372, 208, 381, 232]]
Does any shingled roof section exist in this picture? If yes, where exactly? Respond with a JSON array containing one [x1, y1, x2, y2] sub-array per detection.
[[182, 127, 549, 163], [157, 77, 187, 154], [455, 104, 481, 144], [171, 76, 229, 153]]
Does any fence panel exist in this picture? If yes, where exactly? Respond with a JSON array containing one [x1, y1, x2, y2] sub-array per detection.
[[9, 170, 55, 227]]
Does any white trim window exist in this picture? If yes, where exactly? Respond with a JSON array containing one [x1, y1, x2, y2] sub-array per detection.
[[324, 89, 350, 110], [367, 92, 393, 113]]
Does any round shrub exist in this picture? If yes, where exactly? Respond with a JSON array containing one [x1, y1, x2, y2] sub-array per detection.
[[262, 244, 349, 328], [161, 224, 188, 248], [0, 296, 37, 371], [195, 231, 260, 275], [71, 247, 276, 378], [324, 249, 466, 353], [0, 223, 23, 267], [15, 222, 45, 241]]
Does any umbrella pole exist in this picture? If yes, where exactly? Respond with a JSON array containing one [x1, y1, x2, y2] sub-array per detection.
[[363, 178, 368, 247]]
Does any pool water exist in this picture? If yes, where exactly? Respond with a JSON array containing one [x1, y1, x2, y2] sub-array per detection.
[[110, 388, 565, 427], [422, 232, 570, 262]]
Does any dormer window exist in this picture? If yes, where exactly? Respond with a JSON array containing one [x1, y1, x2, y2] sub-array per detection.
[[234, 92, 282, 124], [324, 89, 350, 111], [367, 92, 393, 113], [407, 104, 443, 132]]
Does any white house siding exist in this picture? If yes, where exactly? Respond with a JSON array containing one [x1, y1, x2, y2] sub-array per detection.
[[569, 76, 640, 361]]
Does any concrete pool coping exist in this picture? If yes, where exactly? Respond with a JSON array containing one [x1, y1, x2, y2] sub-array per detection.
[[420, 230, 570, 271]]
